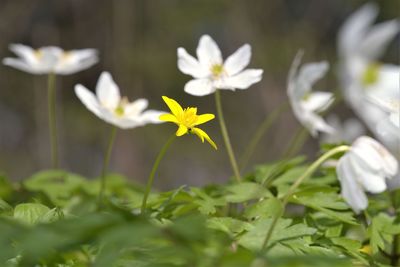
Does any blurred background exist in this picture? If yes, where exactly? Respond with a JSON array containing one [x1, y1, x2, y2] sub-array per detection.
[[0, 0, 398, 189]]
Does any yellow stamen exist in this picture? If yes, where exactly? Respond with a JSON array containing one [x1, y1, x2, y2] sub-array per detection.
[[211, 64, 224, 77], [362, 63, 380, 86]]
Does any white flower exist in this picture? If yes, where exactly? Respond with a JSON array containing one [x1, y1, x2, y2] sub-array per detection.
[[287, 51, 335, 137], [321, 115, 365, 144], [337, 136, 398, 213], [3, 44, 98, 75], [338, 3, 400, 148], [74, 72, 165, 129], [368, 95, 399, 128], [177, 34, 263, 96]]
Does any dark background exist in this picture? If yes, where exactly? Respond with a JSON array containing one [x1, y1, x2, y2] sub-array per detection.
[[0, 0, 398, 189]]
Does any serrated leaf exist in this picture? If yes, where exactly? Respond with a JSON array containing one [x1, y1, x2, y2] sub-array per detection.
[[239, 218, 317, 251], [225, 182, 271, 203], [207, 217, 253, 236], [290, 187, 358, 225], [369, 213, 398, 254], [243, 197, 282, 220]]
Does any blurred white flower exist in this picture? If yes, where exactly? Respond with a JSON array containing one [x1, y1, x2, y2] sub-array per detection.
[[337, 136, 398, 213], [177, 34, 263, 96], [287, 51, 335, 137], [338, 3, 400, 148], [322, 115, 365, 144], [368, 96, 399, 128], [3, 44, 98, 75], [75, 72, 165, 129]]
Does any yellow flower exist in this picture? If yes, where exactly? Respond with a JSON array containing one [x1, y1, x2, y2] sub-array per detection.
[[160, 96, 217, 149]]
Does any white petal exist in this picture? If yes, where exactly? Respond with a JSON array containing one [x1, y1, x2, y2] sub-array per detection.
[[295, 61, 329, 99], [74, 84, 104, 118], [338, 3, 378, 57], [301, 111, 335, 137], [348, 154, 387, 193], [287, 50, 304, 99], [223, 44, 251, 76], [337, 155, 368, 214], [196, 35, 222, 67], [139, 110, 166, 124], [55, 49, 98, 75], [359, 19, 400, 60], [177, 48, 209, 78], [124, 98, 149, 118], [302, 92, 334, 112], [184, 78, 215, 96], [221, 69, 263, 90], [352, 136, 398, 176], [9, 44, 38, 65], [37, 46, 64, 70], [96, 72, 121, 110], [2, 58, 43, 74], [389, 112, 399, 128]]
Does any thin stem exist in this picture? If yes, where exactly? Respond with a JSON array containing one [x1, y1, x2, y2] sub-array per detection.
[[282, 126, 308, 159], [240, 102, 289, 172], [98, 126, 117, 207], [261, 145, 350, 252], [141, 134, 176, 214], [214, 90, 241, 183], [47, 73, 58, 168]]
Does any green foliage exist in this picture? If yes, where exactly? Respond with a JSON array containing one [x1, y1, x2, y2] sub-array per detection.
[[0, 159, 398, 266]]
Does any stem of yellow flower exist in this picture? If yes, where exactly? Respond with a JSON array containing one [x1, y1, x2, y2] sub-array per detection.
[[98, 126, 117, 207], [240, 102, 289, 173], [260, 145, 350, 252], [214, 90, 241, 183], [47, 72, 58, 169], [141, 134, 176, 214]]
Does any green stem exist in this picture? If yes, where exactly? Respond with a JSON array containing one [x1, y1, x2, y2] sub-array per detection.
[[98, 126, 117, 207], [261, 145, 350, 252], [240, 102, 289, 173], [214, 90, 241, 183], [282, 126, 308, 159], [47, 73, 58, 169], [141, 134, 176, 214]]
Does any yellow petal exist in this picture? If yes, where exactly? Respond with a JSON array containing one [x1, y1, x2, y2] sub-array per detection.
[[192, 127, 217, 150], [195, 113, 215, 126], [162, 96, 183, 117], [159, 113, 179, 123], [176, 124, 188, 136]]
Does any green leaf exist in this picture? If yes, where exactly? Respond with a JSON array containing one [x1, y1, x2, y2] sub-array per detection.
[[191, 187, 226, 215], [243, 197, 282, 220], [225, 182, 272, 203], [24, 170, 86, 206], [290, 187, 358, 225], [369, 213, 398, 254], [207, 217, 252, 237], [239, 218, 317, 251], [13, 203, 51, 225]]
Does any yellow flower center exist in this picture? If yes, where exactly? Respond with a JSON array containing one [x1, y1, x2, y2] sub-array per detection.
[[210, 64, 224, 77], [362, 63, 380, 86], [114, 97, 129, 117], [178, 107, 198, 129], [34, 50, 43, 59]]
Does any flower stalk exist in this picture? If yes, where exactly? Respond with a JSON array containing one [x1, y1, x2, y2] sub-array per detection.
[[47, 72, 59, 169], [214, 90, 241, 183], [141, 134, 176, 214], [98, 126, 117, 207], [261, 145, 350, 252], [240, 102, 289, 172]]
